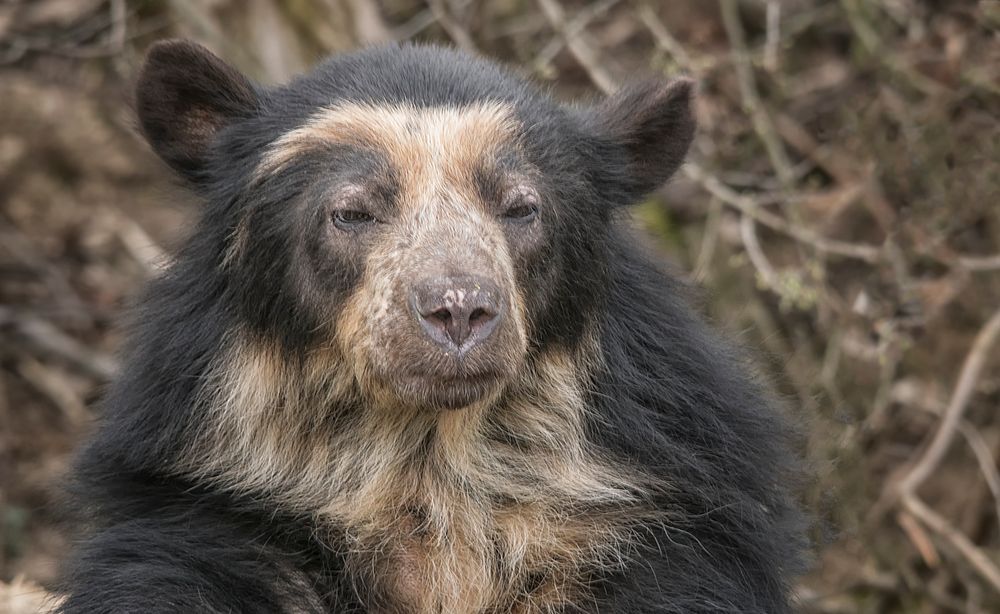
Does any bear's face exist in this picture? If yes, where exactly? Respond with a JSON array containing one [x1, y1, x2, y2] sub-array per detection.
[[257, 102, 537, 409], [135, 41, 694, 412]]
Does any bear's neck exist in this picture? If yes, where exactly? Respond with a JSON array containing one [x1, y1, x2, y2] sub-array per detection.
[[178, 335, 649, 612]]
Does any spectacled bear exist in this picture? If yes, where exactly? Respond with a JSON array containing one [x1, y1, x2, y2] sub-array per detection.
[[57, 40, 807, 613]]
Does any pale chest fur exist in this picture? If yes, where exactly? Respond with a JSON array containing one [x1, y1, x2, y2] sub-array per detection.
[[326, 420, 640, 613]]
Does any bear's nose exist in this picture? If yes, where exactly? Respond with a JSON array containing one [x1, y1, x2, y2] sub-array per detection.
[[411, 275, 503, 352]]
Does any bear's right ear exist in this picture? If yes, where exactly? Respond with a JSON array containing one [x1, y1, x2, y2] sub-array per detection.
[[587, 78, 696, 200], [136, 40, 259, 182]]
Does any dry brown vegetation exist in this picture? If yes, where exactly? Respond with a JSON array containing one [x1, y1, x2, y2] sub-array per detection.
[[1, 1, 999, 612]]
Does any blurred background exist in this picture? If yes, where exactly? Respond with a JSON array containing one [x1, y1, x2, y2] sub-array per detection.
[[0, 0, 998, 612]]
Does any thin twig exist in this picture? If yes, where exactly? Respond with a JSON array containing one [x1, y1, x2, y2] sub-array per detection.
[[392, 0, 476, 40], [893, 307, 1000, 593], [867, 341, 902, 432], [691, 197, 722, 282], [839, 0, 948, 97], [635, 3, 695, 73], [108, 0, 126, 53], [773, 111, 896, 231], [897, 510, 940, 568], [739, 213, 781, 290], [168, 0, 260, 76], [763, 1, 780, 73], [956, 422, 1000, 526], [534, 0, 621, 75], [899, 308, 1000, 493], [893, 377, 1000, 516], [902, 494, 1000, 593], [112, 214, 169, 274], [427, 0, 478, 53], [958, 253, 1000, 272], [346, 0, 393, 44], [719, 0, 795, 187], [536, 0, 617, 94], [392, 8, 438, 39], [17, 358, 90, 426], [0, 308, 118, 381], [0, 226, 95, 328]]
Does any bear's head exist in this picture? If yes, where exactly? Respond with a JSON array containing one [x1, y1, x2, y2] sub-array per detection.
[[136, 40, 694, 413]]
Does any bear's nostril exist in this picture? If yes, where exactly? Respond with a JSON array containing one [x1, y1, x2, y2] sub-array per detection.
[[429, 308, 452, 326], [468, 308, 492, 329]]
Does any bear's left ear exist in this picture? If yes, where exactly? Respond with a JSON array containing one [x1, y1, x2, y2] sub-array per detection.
[[136, 40, 260, 182], [589, 78, 696, 198]]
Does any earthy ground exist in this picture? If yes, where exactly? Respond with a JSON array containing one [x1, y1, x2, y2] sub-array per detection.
[[1, 1, 999, 612]]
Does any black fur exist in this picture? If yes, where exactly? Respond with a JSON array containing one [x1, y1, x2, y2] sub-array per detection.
[[58, 41, 807, 613]]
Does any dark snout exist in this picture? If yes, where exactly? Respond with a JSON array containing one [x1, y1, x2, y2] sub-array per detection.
[[411, 275, 503, 354]]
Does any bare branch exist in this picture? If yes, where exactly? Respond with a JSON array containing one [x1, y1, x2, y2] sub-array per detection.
[[17, 358, 89, 425], [428, 0, 478, 53], [902, 494, 1000, 593], [719, 0, 795, 187], [763, 1, 780, 73], [684, 163, 884, 263], [346, 0, 393, 45], [899, 308, 1000, 494], [892, 307, 1000, 593], [773, 112, 896, 231], [691, 197, 722, 282], [635, 3, 695, 73], [839, 0, 948, 97], [957, 422, 1000, 526], [536, 0, 617, 94], [392, 0, 476, 41], [958, 253, 1000, 273], [0, 308, 118, 381], [534, 0, 621, 77], [739, 213, 781, 290]]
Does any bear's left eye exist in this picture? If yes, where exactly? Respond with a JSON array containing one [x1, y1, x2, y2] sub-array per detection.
[[501, 187, 539, 223], [332, 209, 377, 230]]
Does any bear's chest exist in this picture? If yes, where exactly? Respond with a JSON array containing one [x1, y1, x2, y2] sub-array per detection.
[[361, 498, 609, 613], [331, 462, 633, 614]]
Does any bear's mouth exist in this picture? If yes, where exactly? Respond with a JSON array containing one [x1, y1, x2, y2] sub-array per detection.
[[395, 371, 504, 410]]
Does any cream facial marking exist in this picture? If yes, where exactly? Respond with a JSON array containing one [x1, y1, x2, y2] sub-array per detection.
[[257, 101, 520, 185]]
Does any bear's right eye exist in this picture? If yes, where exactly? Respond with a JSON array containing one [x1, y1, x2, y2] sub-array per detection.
[[332, 209, 377, 230], [502, 204, 538, 222]]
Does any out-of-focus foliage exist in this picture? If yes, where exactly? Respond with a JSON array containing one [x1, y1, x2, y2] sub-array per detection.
[[1, 1, 998, 612]]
